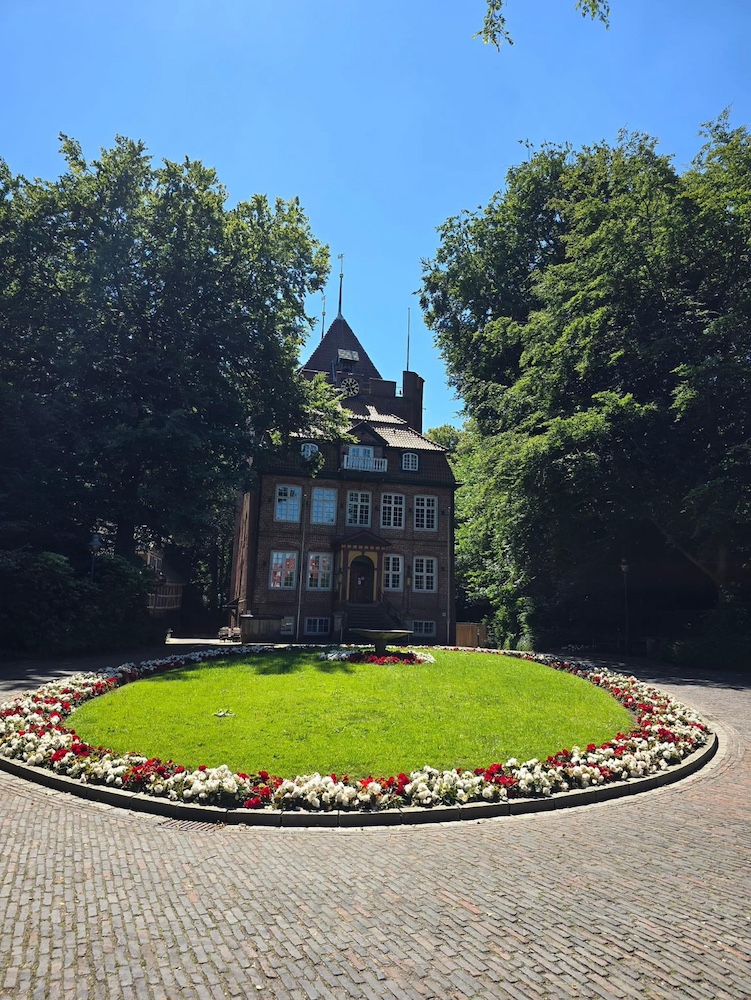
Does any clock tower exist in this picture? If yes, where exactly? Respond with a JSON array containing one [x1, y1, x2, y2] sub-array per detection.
[[300, 312, 424, 433]]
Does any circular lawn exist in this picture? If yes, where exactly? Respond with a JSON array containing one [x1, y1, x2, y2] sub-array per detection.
[[69, 649, 634, 779]]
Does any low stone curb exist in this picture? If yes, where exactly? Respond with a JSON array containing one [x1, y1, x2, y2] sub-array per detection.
[[0, 730, 718, 827]]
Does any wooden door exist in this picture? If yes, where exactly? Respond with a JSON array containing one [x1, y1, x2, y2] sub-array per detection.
[[349, 556, 374, 602]]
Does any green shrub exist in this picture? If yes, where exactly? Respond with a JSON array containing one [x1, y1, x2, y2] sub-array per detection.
[[0, 550, 161, 655], [671, 592, 751, 672]]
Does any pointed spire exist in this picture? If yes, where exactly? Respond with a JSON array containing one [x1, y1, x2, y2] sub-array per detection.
[[301, 314, 382, 382], [337, 253, 344, 317]]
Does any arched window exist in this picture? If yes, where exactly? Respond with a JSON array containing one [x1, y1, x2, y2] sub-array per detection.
[[402, 452, 419, 471], [301, 442, 319, 459]]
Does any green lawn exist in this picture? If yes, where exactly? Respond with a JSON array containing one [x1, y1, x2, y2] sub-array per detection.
[[70, 650, 633, 778]]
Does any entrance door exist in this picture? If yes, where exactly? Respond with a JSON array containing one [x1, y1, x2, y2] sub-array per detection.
[[349, 556, 374, 603]]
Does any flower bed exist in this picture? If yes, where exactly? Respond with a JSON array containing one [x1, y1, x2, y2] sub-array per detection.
[[0, 645, 710, 813], [319, 649, 435, 665]]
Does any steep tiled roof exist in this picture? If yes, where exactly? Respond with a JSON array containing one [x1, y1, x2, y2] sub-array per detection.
[[301, 315, 382, 382], [344, 402, 407, 424], [345, 405, 446, 451], [367, 424, 447, 452]]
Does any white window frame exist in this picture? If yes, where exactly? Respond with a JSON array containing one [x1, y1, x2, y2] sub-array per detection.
[[413, 556, 437, 593], [311, 487, 337, 525], [349, 445, 374, 461], [346, 490, 371, 527], [304, 617, 331, 636], [269, 551, 298, 589], [411, 620, 436, 638], [380, 493, 405, 529], [383, 554, 403, 591], [275, 485, 302, 522], [306, 552, 333, 591], [301, 442, 319, 459], [280, 616, 295, 635], [414, 495, 438, 531], [402, 452, 419, 472]]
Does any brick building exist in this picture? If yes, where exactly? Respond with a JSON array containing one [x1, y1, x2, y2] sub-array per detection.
[[229, 312, 456, 644]]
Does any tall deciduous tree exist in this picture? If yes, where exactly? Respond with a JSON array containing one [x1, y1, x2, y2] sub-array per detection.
[[422, 115, 751, 645], [0, 136, 345, 559]]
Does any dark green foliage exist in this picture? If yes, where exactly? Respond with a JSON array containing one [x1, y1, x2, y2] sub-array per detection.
[[670, 594, 751, 672], [85, 557, 160, 651], [0, 135, 345, 560], [422, 116, 751, 654], [0, 551, 160, 655], [0, 134, 351, 645]]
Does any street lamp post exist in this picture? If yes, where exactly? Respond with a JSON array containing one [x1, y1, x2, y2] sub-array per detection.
[[620, 557, 629, 653], [89, 533, 102, 583]]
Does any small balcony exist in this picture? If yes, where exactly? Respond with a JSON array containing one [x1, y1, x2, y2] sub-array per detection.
[[342, 453, 388, 472]]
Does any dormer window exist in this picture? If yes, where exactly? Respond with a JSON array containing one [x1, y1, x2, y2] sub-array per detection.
[[338, 348, 359, 369], [301, 442, 319, 459], [402, 452, 419, 472]]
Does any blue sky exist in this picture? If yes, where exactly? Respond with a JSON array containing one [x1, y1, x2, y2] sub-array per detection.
[[2, 1, 749, 430]]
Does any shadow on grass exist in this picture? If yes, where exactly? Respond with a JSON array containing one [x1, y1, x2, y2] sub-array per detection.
[[315, 658, 355, 675], [143, 652, 355, 684]]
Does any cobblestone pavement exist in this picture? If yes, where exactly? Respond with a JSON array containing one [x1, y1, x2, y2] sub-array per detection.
[[0, 650, 749, 999]]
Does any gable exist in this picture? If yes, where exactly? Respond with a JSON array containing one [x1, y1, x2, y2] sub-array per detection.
[[348, 422, 389, 447]]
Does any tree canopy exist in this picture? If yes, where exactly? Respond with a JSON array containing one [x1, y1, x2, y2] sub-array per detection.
[[0, 135, 345, 561], [479, 0, 610, 47], [421, 115, 751, 648]]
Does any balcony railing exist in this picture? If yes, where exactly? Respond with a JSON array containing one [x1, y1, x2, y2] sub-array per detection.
[[342, 454, 388, 472]]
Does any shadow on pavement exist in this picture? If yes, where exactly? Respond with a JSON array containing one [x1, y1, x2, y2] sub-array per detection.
[[0, 641, 214, 697], [3, 641, 748, 698], [556, 652, 751, 692]]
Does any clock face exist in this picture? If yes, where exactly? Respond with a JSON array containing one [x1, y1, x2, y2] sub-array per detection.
[[340, 376, 360, 397]]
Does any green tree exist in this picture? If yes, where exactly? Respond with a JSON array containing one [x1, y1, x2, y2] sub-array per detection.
[[425, 423, 462, 455], [479, 0, 610, 48], [422, 115, 751, 647], [0, 136, 346, 559], [0, 550, 159, 654]]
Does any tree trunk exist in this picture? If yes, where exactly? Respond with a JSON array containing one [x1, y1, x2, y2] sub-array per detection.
[[114, 518, 136, 559], [113, 471, 140, 559]]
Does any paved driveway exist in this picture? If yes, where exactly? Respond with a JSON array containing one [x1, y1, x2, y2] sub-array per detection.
[[0, 651, 749, 999]]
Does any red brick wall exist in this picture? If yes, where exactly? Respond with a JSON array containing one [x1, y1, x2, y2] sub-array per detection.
[[238, 461, 455, 644]]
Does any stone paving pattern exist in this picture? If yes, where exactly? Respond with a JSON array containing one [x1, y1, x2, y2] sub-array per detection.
[[0, 650, 749, 999]]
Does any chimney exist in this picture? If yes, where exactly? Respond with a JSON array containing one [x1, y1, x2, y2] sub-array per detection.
[[402, 370, 424, 433]]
